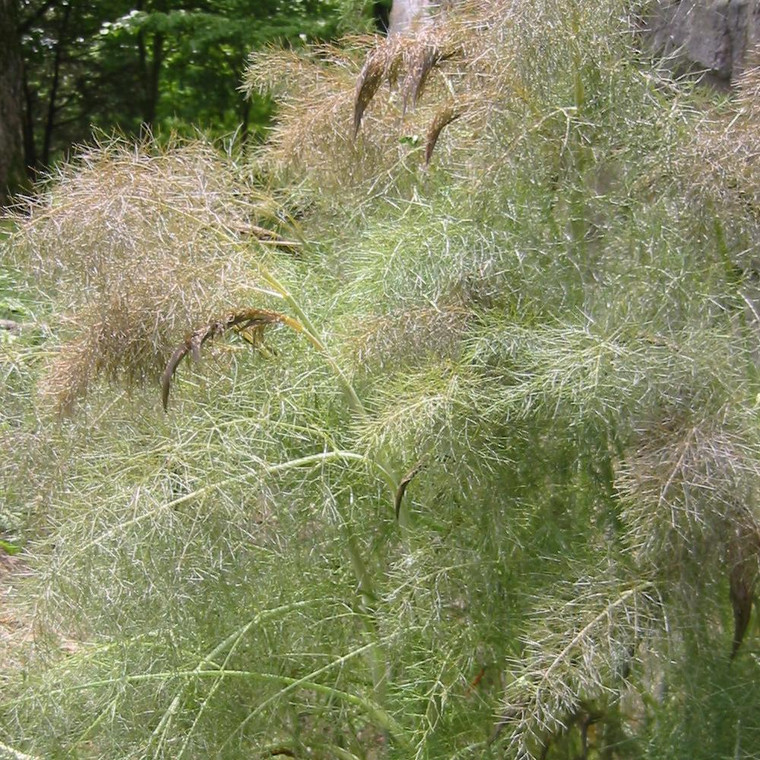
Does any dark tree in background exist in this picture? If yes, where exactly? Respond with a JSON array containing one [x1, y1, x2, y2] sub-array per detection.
[[0, 0, 25, 204], [0, 0, 344, 200], [372, 0, 392, 32]]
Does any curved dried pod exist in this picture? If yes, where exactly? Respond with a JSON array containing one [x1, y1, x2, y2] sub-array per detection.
[[728, 522, 760, 659], [354, 36, 402, 136], [353, 29, 453, 136], [400, 34, 444, 112], [394, 456, 428, 519], [161, 308, 303, 411], [424, 105, 463, 165]]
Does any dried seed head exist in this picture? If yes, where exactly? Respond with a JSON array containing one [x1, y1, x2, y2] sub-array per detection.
[[9, 138, 291, 413], [161, 309, 303, 411], [425, 106, 462, 164]]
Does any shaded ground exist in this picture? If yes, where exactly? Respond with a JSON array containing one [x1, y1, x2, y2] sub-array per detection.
[[0, 552, 31, 673]]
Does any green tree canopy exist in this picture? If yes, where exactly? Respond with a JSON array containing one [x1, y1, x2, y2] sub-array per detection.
[[18, 0, 343, 173]]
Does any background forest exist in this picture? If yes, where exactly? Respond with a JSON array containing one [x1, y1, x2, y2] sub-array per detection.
[[3, 0, 760, 758], [0, 0, 384, 199]]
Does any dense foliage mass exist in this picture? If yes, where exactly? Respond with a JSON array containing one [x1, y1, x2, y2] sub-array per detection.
[[2, 0, 760, 758]]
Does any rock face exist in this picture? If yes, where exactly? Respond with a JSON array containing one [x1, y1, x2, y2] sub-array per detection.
[[647, 0, 760, 84]]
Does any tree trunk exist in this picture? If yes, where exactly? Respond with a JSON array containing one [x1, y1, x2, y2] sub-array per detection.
[[22, 68, 37, 174], [41, 0, 71, 167], [136, 0, 166, 132], [137, 28, 164, 130], [0, 0, 26, 205], [145, 31, 164, 128], [388, 0, 433, 35], [239, 95, 251, 146]]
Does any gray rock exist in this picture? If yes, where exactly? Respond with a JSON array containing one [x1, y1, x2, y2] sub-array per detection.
[[647, 0, 760, 84]]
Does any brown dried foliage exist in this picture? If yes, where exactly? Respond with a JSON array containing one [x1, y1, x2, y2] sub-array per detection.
[[425, 106, 462, 165], [353, 31, 448, 136], [242, 1, 530, 191], [684, 60, 760, 239], [347, 305, 470, 372], [619, 421, 760, 555], [618, 419, 760, 655], [245, 42, 391, 190], [353, 42, 395, 137], [10, 139, 287, 412]]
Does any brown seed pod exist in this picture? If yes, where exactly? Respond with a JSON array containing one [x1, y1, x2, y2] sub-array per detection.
[[161, 308, 302, 411]]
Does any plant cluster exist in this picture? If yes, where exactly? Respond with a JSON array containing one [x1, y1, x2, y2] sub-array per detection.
[[2, 0, 760, 758]]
